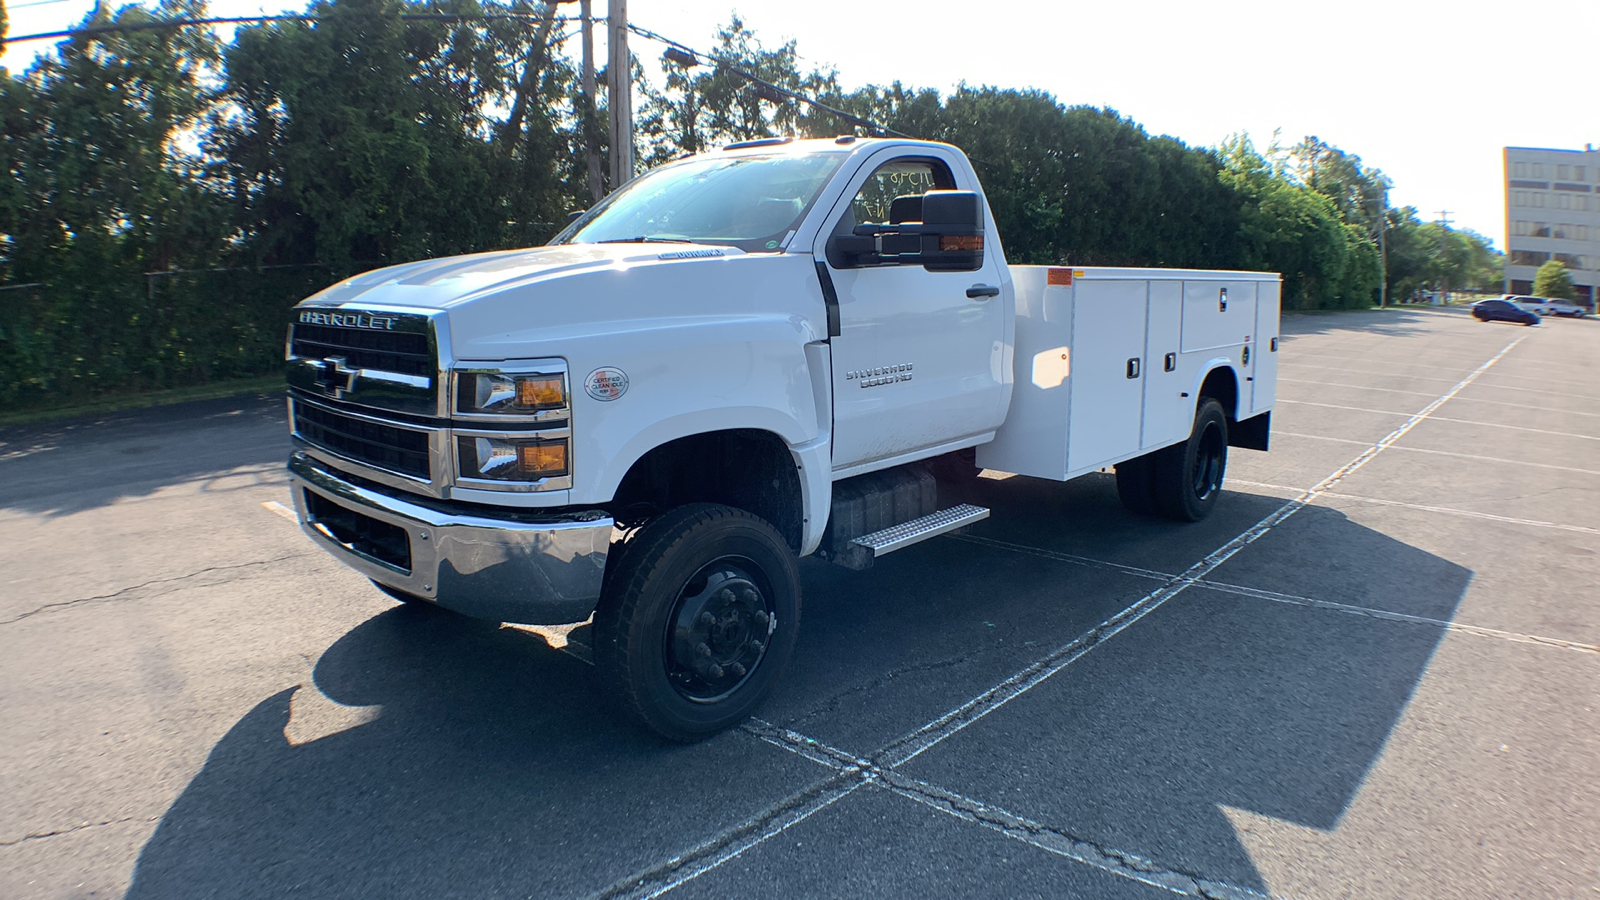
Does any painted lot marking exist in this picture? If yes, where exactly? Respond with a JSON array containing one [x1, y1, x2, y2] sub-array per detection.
[[1272, 436, 1600, 477], [955, 534, 1598, 655], [1228, 479, 1600, 537], [600, 335, 1528, 899], [261, 500, 298, 521]]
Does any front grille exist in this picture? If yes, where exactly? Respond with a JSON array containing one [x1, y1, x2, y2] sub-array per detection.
[[294, 402, 431, 479], [303, 490, 412, 571], [291, 324, 432, 377]]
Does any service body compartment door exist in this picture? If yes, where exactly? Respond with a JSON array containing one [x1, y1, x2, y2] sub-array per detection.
[[1249, 280, 1281, 414], [1141, 280, 1190, 451], [1181, 280, 1257, 353], [1065, 279, 1147, 474]]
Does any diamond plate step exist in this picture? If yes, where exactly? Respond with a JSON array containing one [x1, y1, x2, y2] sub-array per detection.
[[837, 504, 989, 569]]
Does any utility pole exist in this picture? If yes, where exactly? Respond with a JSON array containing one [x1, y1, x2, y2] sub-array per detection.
[[606, 0, 633, 190], [580, 0, 603, 203], [1436, 210, 1453, 304]]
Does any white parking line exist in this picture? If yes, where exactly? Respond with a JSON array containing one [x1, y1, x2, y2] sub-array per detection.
[[1276, 399, 1417, 417], [260, 501, 298, 521], [1423, 415, 1600, 443], [1279, 378, 1444, 398], [1224, 483, 1600, 537]]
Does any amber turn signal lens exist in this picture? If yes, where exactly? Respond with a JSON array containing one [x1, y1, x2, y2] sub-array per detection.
[[516, 376, 565, 409], [939, 235, 983, 252], [518, 441, 568, 476]]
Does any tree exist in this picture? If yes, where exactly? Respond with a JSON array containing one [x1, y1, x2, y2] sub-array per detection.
[[1533, 260, 1577, 300]]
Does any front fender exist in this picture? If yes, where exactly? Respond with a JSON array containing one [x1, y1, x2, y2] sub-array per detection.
[[570, 316, 824, 505]]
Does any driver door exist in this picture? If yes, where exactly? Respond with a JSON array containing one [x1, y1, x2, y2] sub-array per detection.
[[815, 149, 1010, 472]]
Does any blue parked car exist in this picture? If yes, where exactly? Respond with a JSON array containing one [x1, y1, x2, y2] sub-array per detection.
[[1472, 298, 1539, 326]]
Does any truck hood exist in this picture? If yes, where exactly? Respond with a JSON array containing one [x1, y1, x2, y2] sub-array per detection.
[[301, 243, 748, 311]]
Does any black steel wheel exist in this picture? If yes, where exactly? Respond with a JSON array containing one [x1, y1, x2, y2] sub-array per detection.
[[1151, 398, 1229, 522], [594, 503, 800, 742]]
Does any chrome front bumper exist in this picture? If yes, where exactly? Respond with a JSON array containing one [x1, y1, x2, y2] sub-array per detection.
[[288, 452, 613, 624]]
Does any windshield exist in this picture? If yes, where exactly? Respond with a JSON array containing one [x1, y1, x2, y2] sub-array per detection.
[[556, 152, 846, 253]]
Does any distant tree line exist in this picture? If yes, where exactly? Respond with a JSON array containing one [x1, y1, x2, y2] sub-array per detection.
[[0, 0, 1503, 412]]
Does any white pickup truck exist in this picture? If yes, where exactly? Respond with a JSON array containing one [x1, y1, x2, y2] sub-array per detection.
[[285, 137, 1279, 740]]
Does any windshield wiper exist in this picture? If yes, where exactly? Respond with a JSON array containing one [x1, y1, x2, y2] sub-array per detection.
[[594, 236, 696, 244]]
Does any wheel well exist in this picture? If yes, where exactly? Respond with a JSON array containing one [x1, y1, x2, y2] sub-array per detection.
[[1199, 366, 1239, 420], [609, 429, 804, 553]]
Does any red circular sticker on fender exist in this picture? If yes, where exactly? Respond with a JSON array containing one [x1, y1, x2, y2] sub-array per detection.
[[584, 367, 629, 401]]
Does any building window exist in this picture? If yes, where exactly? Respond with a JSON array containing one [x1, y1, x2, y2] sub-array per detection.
[[1579, 225, 1591, 241], [1553, 224, 1568, 239], [1513, 162, 1529, 178], [1578, 197, 1590, 212], [1558, 164, 1571, 180], [1535, 193, 1546, 207], [1533, 222, 1550, 237], [1511, 250, 1550, 266], [1513, 191, 1526, 206], [1533, 163, 1545, 178], [1513, 221, 1529, 235], [1577, 166, 1588, 182], [1554, 252, 1584, 269]]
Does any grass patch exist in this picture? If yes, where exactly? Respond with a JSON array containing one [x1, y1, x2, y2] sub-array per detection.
[[0, 374, 287, 428]]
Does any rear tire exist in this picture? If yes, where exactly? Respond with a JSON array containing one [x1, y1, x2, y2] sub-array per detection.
[[594, 503, 800, 742], [1151, 398, 1229, 522], [1115, 455, 1158, 516]]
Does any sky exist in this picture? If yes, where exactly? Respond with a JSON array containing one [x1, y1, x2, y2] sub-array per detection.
[[7, 0, 1596, 248]]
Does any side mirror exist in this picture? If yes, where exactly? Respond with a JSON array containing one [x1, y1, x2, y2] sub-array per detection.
[[917, 191, 984, 272], [826, 190, 985, 272]]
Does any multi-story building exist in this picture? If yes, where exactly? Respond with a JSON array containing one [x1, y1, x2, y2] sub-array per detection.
[[1504, 145, 1600, 307]]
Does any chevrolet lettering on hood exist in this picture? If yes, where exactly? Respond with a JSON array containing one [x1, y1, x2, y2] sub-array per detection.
[[298, 310, 399, 331]]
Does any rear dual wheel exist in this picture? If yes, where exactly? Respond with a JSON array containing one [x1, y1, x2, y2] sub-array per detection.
[[594, 503, 800, 742], [1115, 398, 1229, 522]]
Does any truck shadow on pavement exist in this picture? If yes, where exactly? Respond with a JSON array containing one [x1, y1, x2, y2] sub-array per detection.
[[126, 477, 1470, 898]]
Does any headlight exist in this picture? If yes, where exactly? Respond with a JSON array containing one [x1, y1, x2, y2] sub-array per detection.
[[457, 435, 569, 481], [457, 372, 567, 415]]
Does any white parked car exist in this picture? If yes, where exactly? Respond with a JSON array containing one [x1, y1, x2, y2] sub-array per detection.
[[1508, 295, 1588, 317]]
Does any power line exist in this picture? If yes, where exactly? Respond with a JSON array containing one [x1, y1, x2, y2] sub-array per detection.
[[626, 21, 910, 139], [7, 12, 572, 45]]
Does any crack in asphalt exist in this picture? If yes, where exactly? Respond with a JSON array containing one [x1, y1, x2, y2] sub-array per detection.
[[780, 653, 977, 731], [2, 554, 313, 625], [882, 772, 1271, 900], [0, 815, 155, 848], [594, 768, 866, 900]]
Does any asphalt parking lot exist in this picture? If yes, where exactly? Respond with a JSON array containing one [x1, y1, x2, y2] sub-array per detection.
[[2, 306, 1596, 899]]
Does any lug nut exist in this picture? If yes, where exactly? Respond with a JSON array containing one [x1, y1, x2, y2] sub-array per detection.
[[698, 611, 715, 627], [707, 664, 724, 679], [729, 662, 747, 678], [753, 611, 769, 627], [695, 642, 711, 658], [749, 639, 764, 653]]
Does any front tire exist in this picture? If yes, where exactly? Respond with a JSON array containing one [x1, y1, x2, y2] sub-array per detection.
[[1151, 398, 1229, 522], [594, 503, 801, 742]]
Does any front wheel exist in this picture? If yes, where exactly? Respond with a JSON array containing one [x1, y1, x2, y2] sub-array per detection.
[[1150, 398, 1229, 522], [594, 503, 801, 742]]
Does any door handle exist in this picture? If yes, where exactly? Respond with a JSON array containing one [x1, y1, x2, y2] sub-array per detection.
[[966, 284, 1000, 300], [1126, 358, 1141, 379]]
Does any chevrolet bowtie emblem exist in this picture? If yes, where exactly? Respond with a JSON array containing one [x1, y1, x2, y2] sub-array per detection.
[[314, 356, 359, 398]]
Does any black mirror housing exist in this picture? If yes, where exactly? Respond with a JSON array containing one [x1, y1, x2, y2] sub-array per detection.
[[826, 190, 985, 272], [917, 191, 984, 272]]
